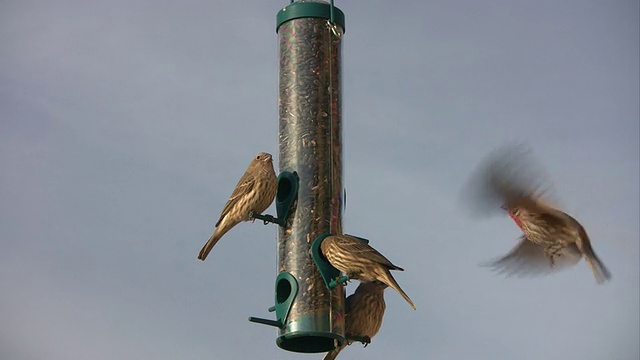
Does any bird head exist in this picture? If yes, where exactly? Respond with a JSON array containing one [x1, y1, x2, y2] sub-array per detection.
[[254, 152, 273, 163], [505, 206, 525, 229]]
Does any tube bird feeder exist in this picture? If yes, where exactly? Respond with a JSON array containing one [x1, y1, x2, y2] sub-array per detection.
[[276, 0, 346, 352], [249, 0, 347, 354]]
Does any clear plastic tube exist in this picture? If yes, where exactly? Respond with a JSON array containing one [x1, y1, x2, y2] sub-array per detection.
[[276, 13, 345, 352]]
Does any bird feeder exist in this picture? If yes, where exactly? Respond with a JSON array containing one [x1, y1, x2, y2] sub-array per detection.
[[248, 0, 347, 353]]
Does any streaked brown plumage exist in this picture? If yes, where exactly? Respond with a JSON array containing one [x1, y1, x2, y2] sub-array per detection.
[[472, 145, 611, 283], [198, 152, 277, 261], [497, 199, 611, 283], [323, 281, 387, 360], [321, 234, 416, 310]]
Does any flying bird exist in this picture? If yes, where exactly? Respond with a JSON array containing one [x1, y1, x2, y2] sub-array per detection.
[[323, 281, 387, 360], [469, 145, 611, 283], [321, 234, 416, 310], [494, 197, 611, 283], [198, 152, 278, 261]]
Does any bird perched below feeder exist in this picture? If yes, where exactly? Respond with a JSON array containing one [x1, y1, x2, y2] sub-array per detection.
[[465, 145, 611, 284], [323, 281, 388, 360], [198, 152, 278, 261]]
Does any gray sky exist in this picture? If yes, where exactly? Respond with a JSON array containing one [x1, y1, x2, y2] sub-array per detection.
[[1, 1, 638, 359]]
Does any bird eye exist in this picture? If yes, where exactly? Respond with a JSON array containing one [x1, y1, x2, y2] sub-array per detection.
[[256, 155, 261, 160]]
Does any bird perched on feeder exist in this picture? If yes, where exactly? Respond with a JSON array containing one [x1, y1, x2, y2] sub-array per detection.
[[323, 281, 387, 360], [198, 152, 278, 261], [321, 234, 416, 310], [468, 145, 611, 283]]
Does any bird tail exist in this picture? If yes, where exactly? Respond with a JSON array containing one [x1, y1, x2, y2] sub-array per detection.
[[577, 237, 611, 284], [198, 229, 224, 261], [323, 345, 344, 360], [379, 270, 416, 310], [584, 250, 611, 284]]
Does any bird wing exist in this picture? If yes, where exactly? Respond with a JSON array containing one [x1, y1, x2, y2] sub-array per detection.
[[484, 236, 582, 277], [215, 172, 256, 226], [333, 235, 403, 271], [537, 209, 571, 230], [462, 144, 553, 217], [550, 209, 586, 231]]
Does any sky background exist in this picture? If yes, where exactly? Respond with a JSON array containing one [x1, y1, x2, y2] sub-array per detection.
[[1, 1, 638, 359]]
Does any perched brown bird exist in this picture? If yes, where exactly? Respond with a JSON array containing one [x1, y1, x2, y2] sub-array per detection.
[[323, 281, 387, 360], [198, 152, 278, 261], [471, 145, 611, 283], [321, 234, 416, 310]]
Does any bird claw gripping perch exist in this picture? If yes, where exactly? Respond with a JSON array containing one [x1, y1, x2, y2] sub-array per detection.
[[249, 211, 281, 226], [347, 335, 371, 347], [328, 275, 350, 289], [248, 171, 299, 227], [311, 234, 345, 290], [311, 234, 370, 290]]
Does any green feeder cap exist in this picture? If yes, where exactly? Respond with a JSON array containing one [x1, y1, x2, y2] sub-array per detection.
[[276, 1, 346, 33]]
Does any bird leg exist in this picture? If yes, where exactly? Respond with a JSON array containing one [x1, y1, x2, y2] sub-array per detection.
[[248, 211, 280, 225], [545, 244, 563, 268], [361, 336, 372, 347], [331, 275, 349, 287], [348, 336, 371, 347]]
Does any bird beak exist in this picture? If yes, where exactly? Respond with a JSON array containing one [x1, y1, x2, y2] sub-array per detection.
[[500, 204, 508, 211]]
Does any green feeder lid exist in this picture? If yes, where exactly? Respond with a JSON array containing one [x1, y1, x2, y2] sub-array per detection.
[[276, 1, 346, 33]]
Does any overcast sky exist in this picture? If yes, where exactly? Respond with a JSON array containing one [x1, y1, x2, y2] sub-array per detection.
[[1, 1, 638, 359]]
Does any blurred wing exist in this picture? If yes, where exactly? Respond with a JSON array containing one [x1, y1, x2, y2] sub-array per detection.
[[216, 172, 256, 226], [484, 236, 582, 277], [487, 146, 553, 205], [538, 209, 572, 229], [462, 143, 553, 218], [459, 166, 506, 218], [333, 235, 400, 270], [550, 208, 585, 230]]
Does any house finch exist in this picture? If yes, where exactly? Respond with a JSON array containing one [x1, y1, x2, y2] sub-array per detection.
[[494, 198, 611, 284], [320, 234, 416, 310], [198, 152, 278, 261], [472, 145, 611, 283], [323, 281, 387, 360]]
